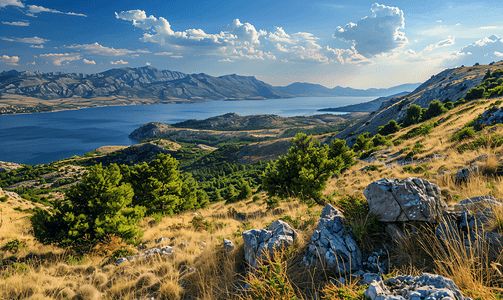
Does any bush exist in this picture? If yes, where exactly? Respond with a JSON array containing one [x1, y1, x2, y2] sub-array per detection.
[[371, 134, 392, 147], [2, 239, 26, 253], [352, 132, 373, 152], [402, 104, 423, 127], [378, 120, 401, 135], [399, 122, 437, 140], [451, 127, 476, 142], [336, 195, 381, 248], [422, 100, 448, 120], [466, 87, 486, 100]]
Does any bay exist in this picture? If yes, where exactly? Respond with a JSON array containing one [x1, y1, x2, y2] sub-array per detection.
[[0, 96, 374, 165]]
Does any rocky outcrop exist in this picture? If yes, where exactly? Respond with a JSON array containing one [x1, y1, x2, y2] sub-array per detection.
[[476, 105, 503, 126], [242, 220, 298, 268], [364, 273, 471, 300], [302, 204, 362, 273], [364, 177, 447, 223]]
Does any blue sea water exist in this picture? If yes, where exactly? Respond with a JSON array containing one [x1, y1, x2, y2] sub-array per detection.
[[0, 96, 374, 165]]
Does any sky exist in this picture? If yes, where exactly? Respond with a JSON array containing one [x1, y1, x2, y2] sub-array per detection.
[[1, 0, 503, 89]]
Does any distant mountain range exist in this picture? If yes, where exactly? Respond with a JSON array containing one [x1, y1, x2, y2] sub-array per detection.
[[274, 82, 421, 97], [0, 66, 419, 114], [0, 67, 287, 101]]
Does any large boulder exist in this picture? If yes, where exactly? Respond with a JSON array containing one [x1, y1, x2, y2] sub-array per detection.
[[364, 177, 447, 223], [242, 220, 298, 268], [302, 204, 362, 274], [363, 273, 471, 300]]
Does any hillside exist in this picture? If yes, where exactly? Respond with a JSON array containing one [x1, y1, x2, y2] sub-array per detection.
[[0, 67, 290, 114], [335, 61, 503, 144], [129, 112, 367, 146]]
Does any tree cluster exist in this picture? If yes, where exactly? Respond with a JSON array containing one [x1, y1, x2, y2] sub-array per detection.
[[31, 154, 208, 248]]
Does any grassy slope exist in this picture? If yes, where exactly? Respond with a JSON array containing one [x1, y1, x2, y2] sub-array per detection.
[[2, 97, 503, 299]]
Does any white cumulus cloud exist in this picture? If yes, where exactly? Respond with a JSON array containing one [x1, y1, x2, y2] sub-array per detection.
[[66, 42, 135, 56], [110, 59, 128, 65], [83, 58, 96, 64], [334, 3, 408, 57], [2, 21, 29, 26], [443, 35, 503, 66], [0, 54, 20, 65], [0, 0, 24, 8], [29, 45, 43, 48], [39, 53, 81, 66]]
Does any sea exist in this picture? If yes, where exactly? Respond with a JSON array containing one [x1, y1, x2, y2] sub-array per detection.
[[0, 96, 375, 165]]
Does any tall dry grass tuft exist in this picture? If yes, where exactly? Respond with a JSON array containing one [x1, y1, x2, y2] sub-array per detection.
[[417, 218, 503, 299]]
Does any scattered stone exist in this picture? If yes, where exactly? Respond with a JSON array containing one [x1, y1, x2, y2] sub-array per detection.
[[223, 239, 235, 252], [243, 220, 298, 269], [302, 204, 362, 274], [455, 164, 481, 183], [363, 273, 471, 300], [364, 177, 446, 223], [115, 258, 127, 264], [155, 237, 170, 244]]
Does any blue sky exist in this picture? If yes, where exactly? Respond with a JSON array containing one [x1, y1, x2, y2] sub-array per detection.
[[1, 0, 503, 88]]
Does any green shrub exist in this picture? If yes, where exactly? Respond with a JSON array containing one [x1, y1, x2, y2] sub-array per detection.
[[265, 197, 280, 209], [399, 122, 437, 140], [352, 133, 373, 152], [0, 196, 8, 202], [422, 100, 448, 120], [336, 195, 381, 248], [252, 195, 260, 202], [371, 134, 392, 147], [378, 120, 401, 135], [451, 127, 476, 141], [2, 239, 26, 253], [402, 104, 423, 127]]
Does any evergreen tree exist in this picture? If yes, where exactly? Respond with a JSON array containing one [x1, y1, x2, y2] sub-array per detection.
[[352, 132, 373, 152], [402, 104, 423, 127], [378, 120, 401, 135], [31, 164, 145, 247], [262, 133, 343, 203], [422, 100, 448, 120], [328, 138, 355, 171]]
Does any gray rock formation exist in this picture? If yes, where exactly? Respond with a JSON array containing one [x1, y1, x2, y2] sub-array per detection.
[[302, 204, 362, 274], [476, 106, 503, 126], [363, 273, 472, 300], [242, 220, 298, 268], [364, 177, 447, 223]]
